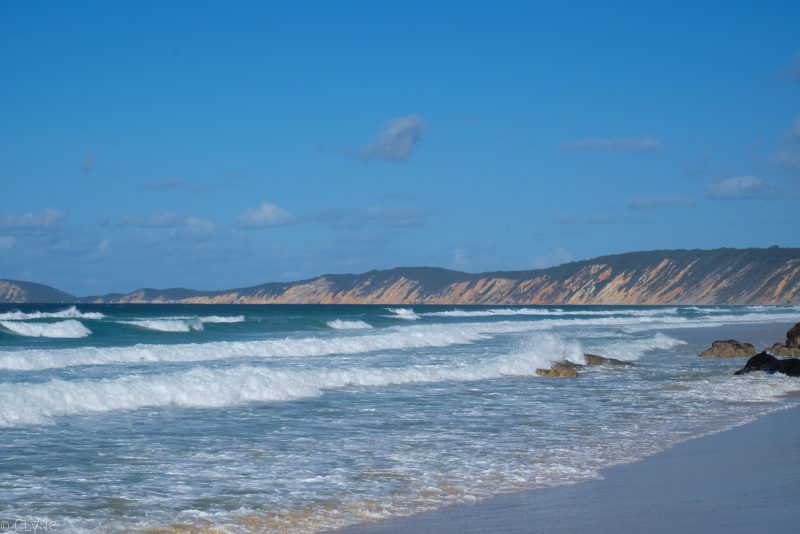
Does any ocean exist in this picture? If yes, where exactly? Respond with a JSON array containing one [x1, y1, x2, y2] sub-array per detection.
[[0, 304, 798, 532]]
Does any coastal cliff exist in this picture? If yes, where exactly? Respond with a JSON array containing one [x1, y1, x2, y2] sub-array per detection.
[[3, 248, 800, 305]]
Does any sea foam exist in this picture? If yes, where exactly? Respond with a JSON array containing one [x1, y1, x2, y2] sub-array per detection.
[[0, 320, 92, 338], [0, 321, 540, 371], [0, 306, 104, 321], [327, 319, 373, 330], [0, 332, 583, 426]]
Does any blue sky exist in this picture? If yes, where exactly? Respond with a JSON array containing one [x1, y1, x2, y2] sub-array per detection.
[[1, 1, 799, 295]]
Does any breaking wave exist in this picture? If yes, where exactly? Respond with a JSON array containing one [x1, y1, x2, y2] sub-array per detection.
[[0, 306, 104, 321], [327, 319, 373, 330], [423, 307, 678, 318], [385, 308, 419, 320], [0, 320, 92, 338], [0, 333, 584, 427], [0, 321, 544, 371], [120, 319, 204, 332]]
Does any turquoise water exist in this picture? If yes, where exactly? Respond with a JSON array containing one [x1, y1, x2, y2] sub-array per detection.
[[0, 304, 798, 532]]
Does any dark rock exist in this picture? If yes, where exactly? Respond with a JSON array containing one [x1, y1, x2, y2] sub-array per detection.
[[734, 351, 800, 377], [786, 322, 800, 348], [765, 343, 800, 357], [536, 362, 579, 378], [584, 353, 630, 366], [699, 339, 757, 358]]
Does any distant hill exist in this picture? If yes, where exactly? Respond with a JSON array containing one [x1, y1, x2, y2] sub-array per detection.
[[3, 248, 800, 305], [0, 279, 77, 304]]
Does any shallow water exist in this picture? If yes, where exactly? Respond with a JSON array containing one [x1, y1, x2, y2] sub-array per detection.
[[0, 304, 797, 532]]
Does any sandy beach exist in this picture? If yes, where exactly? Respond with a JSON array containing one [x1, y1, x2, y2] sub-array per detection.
[[339, 399, 800, 534]]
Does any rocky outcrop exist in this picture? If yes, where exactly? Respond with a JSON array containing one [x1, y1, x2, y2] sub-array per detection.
[[584, 353, 630, 366], [786, 323, 800, 348], [536, 362, 579, 378], [765, 343, 800, 357], [699, 340, 757, 358], [734, 352, 800, 377]]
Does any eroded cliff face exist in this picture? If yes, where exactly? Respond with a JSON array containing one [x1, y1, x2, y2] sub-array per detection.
[[6, 248, 800, 305], [81, 249, 800, 305]]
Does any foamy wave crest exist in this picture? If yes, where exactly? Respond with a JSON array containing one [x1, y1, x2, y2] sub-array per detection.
[[0, 333, 580, 427], [198, 315, 245, 323], [0, 320, 91, 338], [423, 308, 678, 318], [120, 319, 204, 332], [0, 306, 104, 321], [0, 322, 542, 371], [583, 333, 686, 362], [386, 308, 419, 320], [327, 319, 373, 330]]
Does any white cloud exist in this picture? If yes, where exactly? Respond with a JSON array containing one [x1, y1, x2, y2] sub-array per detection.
[[0, 209, 66, 233], [705, 176, 768, 199], [237, 202, 294, 228], [559, 136, 662, 152], [353, 114, 428, 161], [625, 195, 696, 209]]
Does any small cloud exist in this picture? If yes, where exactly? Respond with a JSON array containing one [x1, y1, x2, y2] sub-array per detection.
[[120, 211, 186, 228], [625, 195, 696, 210], [316, 205, 424, 229], [559, 136, 662, 152], [705, 176, 768, 199], [0, 208, 66, 233], [237, 202, 294, 228], [351, 114, 428, 161], [97, 238, 111, 252], [120, 211, 217, 235]]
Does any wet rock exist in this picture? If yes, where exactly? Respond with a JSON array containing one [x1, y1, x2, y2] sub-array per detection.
[[698, 339, 756, 358], [786, 322, 800, 348], [584, 353, 630, 366], [734, 351, 800, 377], [536, 362, 579, 378], [765, 343, 800, 357]]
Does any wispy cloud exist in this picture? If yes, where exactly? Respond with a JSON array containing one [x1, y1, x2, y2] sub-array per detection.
[[352, 114, 428, 161], [705, 176, 769, 199], [625, 195, 696, 210], [559, 136, 662, 152], [316, 205, 425, 229], [0, 209, 66, 233], [120, 211, 216, 235], [237, 202, 294, 228]]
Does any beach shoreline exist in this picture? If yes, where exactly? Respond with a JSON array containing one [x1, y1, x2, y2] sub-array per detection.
[[336, 400, 800, 533], [335, 320, 800, 534]]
